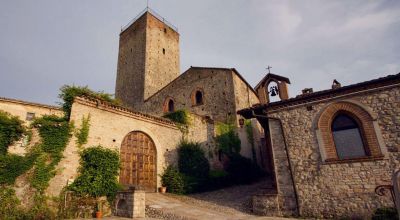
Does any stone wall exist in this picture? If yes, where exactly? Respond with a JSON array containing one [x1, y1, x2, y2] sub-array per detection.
[[46, 97, 183, 196], [0, 97, 63, 155], [265, 86, 400, 218]]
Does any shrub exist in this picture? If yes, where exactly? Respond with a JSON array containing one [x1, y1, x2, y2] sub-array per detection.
[[205, 170, 230, 190], [69, 146, 121, 201], [177, 141, 209, 179], [163, 110, 190, 125], [0, 153, 37, 185], [0, 187, 25, 219], [226, 154, 264, 184], [59, 85, 120, 120], [372, 207, 398, 220], [161, 165, 185, 194], [215, 122, 241, 156], [0, 110, 25, 155]]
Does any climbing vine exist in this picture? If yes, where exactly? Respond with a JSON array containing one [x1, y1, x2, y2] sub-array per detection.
[[0, 110, 26, 155], [215, 122, 241, 156], [163, 110, 191, 136], [75, 115, 90, 148], [245, 119, 257, 163], [30, 115, 72, 193], [59, 85, 120, 120]]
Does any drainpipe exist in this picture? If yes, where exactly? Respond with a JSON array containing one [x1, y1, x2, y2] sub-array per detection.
[[250, 110, 300, 216]]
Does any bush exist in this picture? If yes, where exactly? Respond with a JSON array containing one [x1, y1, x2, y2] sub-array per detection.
[[59, 85, 120, 120], [178, 141, 209, 179], [0, 187, 25, 219], [0, 110, 25, 155], [226, 154, 264, 184], [215, 122, 241, 156], [161, 165, 185, 194], [0, 153, 37, 185], [163, 110, 190, 125], [372, 207, 398, 220], [69, 146, 121, 201], [205, 170, 230, 190]]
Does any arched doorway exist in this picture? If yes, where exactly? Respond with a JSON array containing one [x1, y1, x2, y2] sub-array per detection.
[[119, 131, 157, 192]]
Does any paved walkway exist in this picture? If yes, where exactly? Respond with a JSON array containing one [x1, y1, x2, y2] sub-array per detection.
[[145, 193, 295, 220]]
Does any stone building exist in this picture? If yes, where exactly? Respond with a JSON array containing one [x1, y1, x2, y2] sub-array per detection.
[[238, 73, 400, 218], [1, 7, 399, 219]]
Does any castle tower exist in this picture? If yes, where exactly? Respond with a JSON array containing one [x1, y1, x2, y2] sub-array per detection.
[[115, 9, 180, 109]]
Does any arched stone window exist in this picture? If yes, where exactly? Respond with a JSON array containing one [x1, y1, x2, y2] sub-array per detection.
[[163, 97, 175, 113], [317, 101, 383, 162], [191, 88, 204, 106]]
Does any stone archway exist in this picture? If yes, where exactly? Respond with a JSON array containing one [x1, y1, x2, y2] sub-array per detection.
[[119, 131, 157, 192]]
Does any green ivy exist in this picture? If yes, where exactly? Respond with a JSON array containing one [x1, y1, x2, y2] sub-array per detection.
[[0, 187, 26, 219], [75, 115, 90, 148], [30, 115, 72, 193], [245, 119, 257, 163], [163, 110, 190, 125], [0, 110, 26, 155], [59, 85, 120, 120], [68, 146, 121, 202], [0, 151, 38, 185], [215, 122, 241, 156], [178, 141, 209, 179]]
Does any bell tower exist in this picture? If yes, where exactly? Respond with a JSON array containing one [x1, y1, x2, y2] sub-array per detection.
[[115, 9, 180, 109], [255, 73, 291, 104]]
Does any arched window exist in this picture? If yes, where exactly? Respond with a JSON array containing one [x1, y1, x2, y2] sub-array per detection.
[[331, 114, 367, 159], [191, 88, 204, 106], [168, 99, 174, 112], [195, 91, 203, 105]]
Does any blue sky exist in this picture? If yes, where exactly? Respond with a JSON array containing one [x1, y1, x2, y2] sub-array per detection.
[[0, 0, 399, 105]]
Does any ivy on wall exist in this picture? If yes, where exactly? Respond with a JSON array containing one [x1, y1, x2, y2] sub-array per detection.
[[0, 110, 26, 155], [215, 122, 241, 156], [163, 109, 191, 136], [245, 119, 257, 163], [75, 115, 90, 148], [59, 85, 120, 120], [30, 115, 72, 192]]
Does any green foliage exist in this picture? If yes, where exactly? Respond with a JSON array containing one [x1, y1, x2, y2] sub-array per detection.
[[205, 170, 230, 190], [0, 152, 38, 185], [58, 191, 97, 219], [372, 207, 398, 220], [163, 110, 190, 125], [177, 141, 209, 179], [69, 146, 121, 201], [245, 120, 257, 162], [215, 122, 241, 156], [59, 85, 120, 119], [226, 154, 264, 184], [75, 115, 90, 148], [161, 165, 185, 194], [0, 187, 25, 220], [0, 110, 26, 155], [30, 115, 72, 192]]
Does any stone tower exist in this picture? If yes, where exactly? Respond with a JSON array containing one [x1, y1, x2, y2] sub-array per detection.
[[115, 9, 180, 109]]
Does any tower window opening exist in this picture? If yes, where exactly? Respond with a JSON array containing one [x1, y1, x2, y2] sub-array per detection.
[[195, 91, 203, 105], [168, 99, 174, 112], [164, 28, 167, 33], [163, 48, 165, 54]]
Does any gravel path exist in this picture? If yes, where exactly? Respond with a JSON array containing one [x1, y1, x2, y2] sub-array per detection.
[[145, 178, 279, 220]]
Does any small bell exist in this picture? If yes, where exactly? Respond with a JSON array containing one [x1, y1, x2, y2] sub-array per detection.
[[270, 86, 278, 96]]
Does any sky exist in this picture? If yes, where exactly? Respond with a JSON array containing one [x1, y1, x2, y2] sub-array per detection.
[[0, 0, 399, 105]]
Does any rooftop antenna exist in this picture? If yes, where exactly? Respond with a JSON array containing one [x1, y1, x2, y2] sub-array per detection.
[[266, 65, 272, 74]]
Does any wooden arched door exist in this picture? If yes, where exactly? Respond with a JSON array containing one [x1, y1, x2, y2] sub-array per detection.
[[119, 131, 157, 192]]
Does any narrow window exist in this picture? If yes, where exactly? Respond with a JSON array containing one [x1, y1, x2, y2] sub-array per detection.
[[168, 99, 174, 112], [162, 48, 165, 54], [332, 114, 367, 159], [195, 91, 203, 105], [164, 28, 167, 33], [26, 112, 35, 121]]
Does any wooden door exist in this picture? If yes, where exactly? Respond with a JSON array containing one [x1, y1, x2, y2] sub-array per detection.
[[119, 131, 156, 192]]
